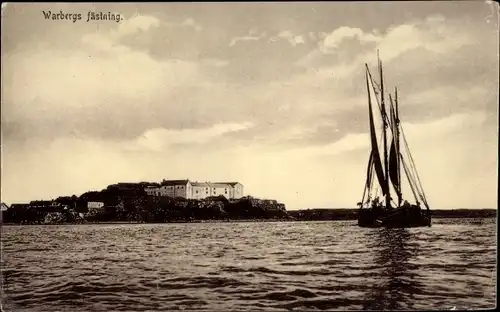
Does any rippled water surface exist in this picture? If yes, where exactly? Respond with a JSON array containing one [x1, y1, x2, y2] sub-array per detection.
[[1, 219, 497, 311]]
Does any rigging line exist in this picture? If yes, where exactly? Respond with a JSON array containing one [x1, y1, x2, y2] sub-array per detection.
[[370, 70, 381, 92], [366, 64, 399, 135], [373, 179, 380, 196], [400, 149, 419, 194], [360, 153, 373, 205], [360, 184, 367, 206], [402, 151, 425, 206], [363, 142, 379, 205], [400, 125, 429, 205], [366, 67, 389, 125], [401, 157, 419, 203], [370, 157, 376, 192], [365, 174, 375, 207], [369, 156, 375, 190], [367, 155, 376, 203], [367, 70, 383, 115], [366, 68, 396, 132], [402, 144, 425, 201], [398, 126, 419, 186]]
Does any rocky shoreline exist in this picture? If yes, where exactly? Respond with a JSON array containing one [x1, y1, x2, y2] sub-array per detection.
[[1, 194, 291, 225]]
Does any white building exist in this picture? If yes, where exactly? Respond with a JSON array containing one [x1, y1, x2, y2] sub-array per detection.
[[223, 182, 244, 199], [146, 179, 244, 200], [1, 203, 9, 212], [87, 201, 104, 209], [147, 180, 192, 198], [191, 182, 211, 199], [87, 201, 104, 213]]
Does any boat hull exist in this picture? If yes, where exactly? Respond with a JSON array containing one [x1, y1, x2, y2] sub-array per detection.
[[358, 206, 431, 228]]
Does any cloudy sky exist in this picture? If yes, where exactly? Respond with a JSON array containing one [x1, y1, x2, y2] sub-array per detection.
[[1, 2, 498, 209]]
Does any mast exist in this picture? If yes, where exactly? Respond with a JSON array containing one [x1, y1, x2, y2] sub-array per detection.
[[365, 64, 387, 200], [395, 87, 401, 207], [378, 53, 390, 209]]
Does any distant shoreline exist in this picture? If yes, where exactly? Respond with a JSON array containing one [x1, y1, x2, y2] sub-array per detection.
[[1, 209, 496, 226], [287, 208, 497, 221]]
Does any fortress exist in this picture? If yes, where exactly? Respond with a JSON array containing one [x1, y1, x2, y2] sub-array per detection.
[[144, 180, 244, 200]]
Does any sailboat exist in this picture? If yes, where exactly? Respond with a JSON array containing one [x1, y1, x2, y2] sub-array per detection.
[[357, 53, 431, 228]]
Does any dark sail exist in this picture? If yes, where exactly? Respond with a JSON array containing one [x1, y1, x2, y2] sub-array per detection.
[[360, 150, 375, 206], [388, 102, 400, 197], [366, 68, 388, 196], [366, 150, 374, 189], [389, 139, 401, 196]]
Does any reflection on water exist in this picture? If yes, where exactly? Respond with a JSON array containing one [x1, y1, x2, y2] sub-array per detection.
[[363, 228, 421, 310], [1, 219, 497, 311]]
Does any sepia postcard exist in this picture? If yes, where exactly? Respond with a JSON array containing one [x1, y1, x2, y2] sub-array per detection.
[[1, 2, 498, 311]]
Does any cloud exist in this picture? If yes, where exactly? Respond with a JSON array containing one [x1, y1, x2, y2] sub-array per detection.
[[272, 109, 489, 166], [82, 15, 206, 61], [229, 31, 267, 47], [320, 26, 381, 53], [305, 14, 477, 80], [402, 111, 487, 140], [401, 85, 491, 118], [114, 14, 161, 38], [133, 122, 254, 151], [4, 48, 200, 114], [181, 17, 203, 31], [306, 132, 369, 156], [81, 14, 161, 53], [228, 30, 305, 59], [269, 30, 306, 46], [378, 16, 473, 61], [4, 12, 494, 149], [2, 33, 206, 143], [308, 32, 318, 41]]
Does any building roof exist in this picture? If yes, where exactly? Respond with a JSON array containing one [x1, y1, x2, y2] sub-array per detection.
[[191, 182, 210, 187], [29, 200, 54, 206], [160, 179, 190, 186], [138, 182, 160, 187], [191, 182, 233, 188], [213, 182, 242, 187], [147, 180, 241, 188], [209, 183, 232, 188], [109, 183, 147, 190]]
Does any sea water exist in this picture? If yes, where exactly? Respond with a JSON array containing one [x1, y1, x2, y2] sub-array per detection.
[[1, 219, 496, 311]]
